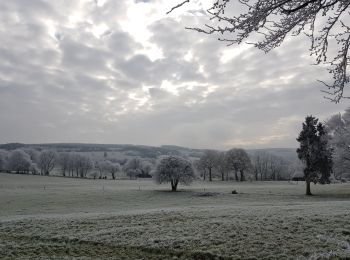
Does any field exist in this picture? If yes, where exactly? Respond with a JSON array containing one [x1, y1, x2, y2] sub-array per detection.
[[0, 173, 350, 259]]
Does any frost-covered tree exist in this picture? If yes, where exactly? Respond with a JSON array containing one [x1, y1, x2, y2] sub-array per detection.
[[23, 149, 40, 164], [198, 150, 218, 181], [252, 152, 290, 181], [297, 116, 333, 195], [67, 153, 76, 177], [252, 152, 269, 181], [124, 157, 143, 179], [38, 150, 57, 175], [226, 148, 251, 181], [268, 155, 289, 181], [7, 150, 32, 174], [58, 152, 71, 177], [215, 151, 230, 181], [0, 149, 9, 171], [326, 108, 350, 179], [72, 154, 94, 178], [105, 160, 120, 179], [140, 161, 154, 177], [95, 160, 108, 179], [154, 156, 195, 191], [316, 123, 334, 184], [65, 153, 90, 178], [170, 0, 350, 102], [29, 161, 39, 175]]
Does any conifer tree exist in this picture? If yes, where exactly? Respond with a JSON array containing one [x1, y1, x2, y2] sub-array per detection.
[[297, 116, 333, 195]]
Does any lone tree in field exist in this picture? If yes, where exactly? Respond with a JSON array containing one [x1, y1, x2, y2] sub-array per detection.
[[154, 156, 195, 191], [297, 116, 333, 195], [169, 0, 350, 102]]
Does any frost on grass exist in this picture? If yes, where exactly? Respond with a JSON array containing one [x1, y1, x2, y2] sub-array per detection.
[[1, 204, 350, 259], [0, 174, 350, 259]]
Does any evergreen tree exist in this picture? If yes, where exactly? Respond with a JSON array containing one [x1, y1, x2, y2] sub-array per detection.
[[297, 116, 333, 195]]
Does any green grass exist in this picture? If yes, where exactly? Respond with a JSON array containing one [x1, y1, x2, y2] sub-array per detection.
[[0, 173, 349, 259]]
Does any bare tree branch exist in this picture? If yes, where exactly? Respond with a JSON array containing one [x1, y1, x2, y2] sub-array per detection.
[[166, 0, 190, 15], [169, 0, 350, 102]]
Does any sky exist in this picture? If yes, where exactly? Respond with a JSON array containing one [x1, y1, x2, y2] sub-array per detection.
[[0, 0, 348, 149]]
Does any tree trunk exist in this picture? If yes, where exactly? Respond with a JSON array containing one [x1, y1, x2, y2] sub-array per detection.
[[234, 170, 239, 181], [209, 168, 212, 181], [306, 180, 312, 195], [240, 170, 245, 181], [221, 172, 225, 181], [171, 180, 178, 191]]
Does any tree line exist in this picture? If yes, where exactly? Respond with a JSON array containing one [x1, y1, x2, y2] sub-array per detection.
[[0, 149, 154, 180], [195, 149, 293, 182], [1, 107, 349, 193], [0, 147, 293, 180]]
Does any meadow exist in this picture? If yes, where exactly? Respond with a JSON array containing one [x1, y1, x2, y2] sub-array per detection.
[[0, 173, 350, 259]]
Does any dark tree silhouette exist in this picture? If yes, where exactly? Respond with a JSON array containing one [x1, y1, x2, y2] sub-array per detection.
[[169, 0, 350, 102], [297, 115, 333, 195]]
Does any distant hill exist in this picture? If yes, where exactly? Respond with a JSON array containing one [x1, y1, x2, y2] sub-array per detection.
[[0, 143, 26, 150], [0, 143, 297, 161]]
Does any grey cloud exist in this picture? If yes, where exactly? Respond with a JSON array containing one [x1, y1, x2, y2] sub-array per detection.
[[0, 0, 347, 149]]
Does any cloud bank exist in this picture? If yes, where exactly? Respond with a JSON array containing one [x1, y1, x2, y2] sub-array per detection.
[[0, 0, 347, 149]]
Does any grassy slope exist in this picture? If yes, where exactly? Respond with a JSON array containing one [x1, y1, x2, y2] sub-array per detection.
[[0, 173, 349, 259]]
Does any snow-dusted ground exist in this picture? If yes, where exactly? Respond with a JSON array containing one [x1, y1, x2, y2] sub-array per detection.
[[0, 173, 349, 259]]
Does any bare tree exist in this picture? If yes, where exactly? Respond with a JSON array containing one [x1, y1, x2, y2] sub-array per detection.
[[215, 151, 230, 181], [38, 150, 57, 175], [252, 151, 291, 181], [95, 160, 108, 179], [198, 150, 218, 181], [67, 153, 76, 177], [77, 154, 94, 178], [170, 0, 350, 102], [252, 152, 269, 181], [268, 155, 288, 181], [194, 158, 206, 181], [226, 148, 251, 181], [67, 153, 94, 178], [154, 156, 195, 191], [58, 152, 71, 177]]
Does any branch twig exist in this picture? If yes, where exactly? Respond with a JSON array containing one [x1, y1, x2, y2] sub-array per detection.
[[166, 0, 190, 14]]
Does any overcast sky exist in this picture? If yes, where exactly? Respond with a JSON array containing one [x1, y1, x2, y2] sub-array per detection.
[[0, 0, 348, 149]]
